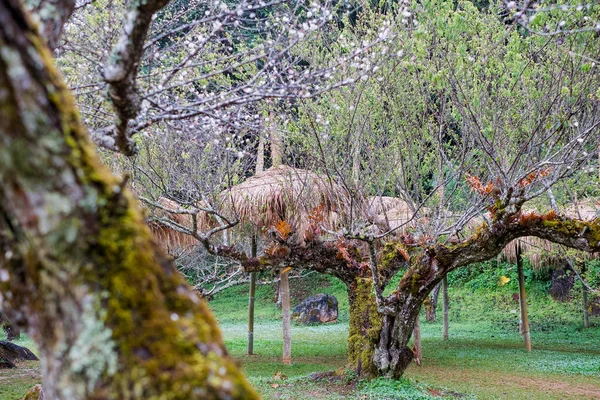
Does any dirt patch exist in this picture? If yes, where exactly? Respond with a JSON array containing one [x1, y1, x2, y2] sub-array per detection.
[[511, 376, 600, 399], [0, 360, 41, 382], [408, 365, 600, 399]]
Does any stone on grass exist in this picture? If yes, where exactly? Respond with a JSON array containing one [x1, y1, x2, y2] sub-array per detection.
[[0, 341, 39, 364], [292, 293, 338, 324]]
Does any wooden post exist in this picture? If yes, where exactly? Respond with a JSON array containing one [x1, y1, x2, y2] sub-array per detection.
[[413, 314, 422, 366], [281, 268, 292, 365], [270, 113, 283, 168], [582, 264, 590, 328], [517, 243, 532, 351], [442, 276, 449, 340], [269, 122, 291, 364], [248, 236, 257, 355], [248, 135, 264, 355]]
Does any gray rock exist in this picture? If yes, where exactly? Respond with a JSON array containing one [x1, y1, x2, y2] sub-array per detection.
[[292, 293, 338, 324]]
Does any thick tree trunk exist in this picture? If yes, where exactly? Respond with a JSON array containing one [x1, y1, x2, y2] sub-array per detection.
[[0, 3, 257, 398], [346, 277, 382, 378], [372, 251, 446, 378], [373, 305, 421, 378], [281, 269, 292, 365]]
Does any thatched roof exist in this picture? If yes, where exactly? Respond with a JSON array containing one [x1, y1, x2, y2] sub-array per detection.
[[449, 202, 598, 269], [564, 199, 600, 220], [374, 202, 433, 234], [220, 165, 349, 238], [502, 201, 600, 269], [148, 197, 211, 252], [502, 236, 565, 269], [365, 196, 408, 217]]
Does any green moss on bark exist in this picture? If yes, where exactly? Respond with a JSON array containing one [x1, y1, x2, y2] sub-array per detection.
[[346, 277, 382, 378], [20, 384, 43, 400], [0, 5, 259, 399]]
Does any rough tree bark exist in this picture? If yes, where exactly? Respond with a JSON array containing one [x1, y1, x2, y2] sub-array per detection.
[[346, 277, 382, 378], [102, 0, 171, 155], [0, 2, 258, 398], [24, 0, 76, 50], [369, 208, 600, 378]]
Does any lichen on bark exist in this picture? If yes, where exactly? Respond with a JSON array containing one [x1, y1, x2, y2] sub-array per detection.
[[0, 1, 258, 398]]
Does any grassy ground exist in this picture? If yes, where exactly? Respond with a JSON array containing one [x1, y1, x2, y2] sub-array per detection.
[[212, 316, 600, 399], [210, 273, 600, 399], [0, 335, 40, 400], [1, 271, 599, 399]]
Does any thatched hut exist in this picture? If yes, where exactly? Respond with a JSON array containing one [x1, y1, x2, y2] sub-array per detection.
[[366, 196, 408, 217], [373, 201, 431, 234], [148, 197, 213, 252], [502, 200, 600, 269], [220, 165, 349, 241]]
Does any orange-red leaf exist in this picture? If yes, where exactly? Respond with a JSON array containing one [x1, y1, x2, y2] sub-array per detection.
[[274, 220, 293, 240], [466, 174, 497, 197]]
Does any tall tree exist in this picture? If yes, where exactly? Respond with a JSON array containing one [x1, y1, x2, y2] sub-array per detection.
[[0, 0, 258, 398]]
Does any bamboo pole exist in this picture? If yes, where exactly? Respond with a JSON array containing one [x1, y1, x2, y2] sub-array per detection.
[[247, 134, 264, 355], [248, 235, 257, 355], [582, 264, 590, 328], [281, 268, 292, 365], [413, 314, 422, 366], [442, 276, 449, 340], [270, 122, 291, 365], [517, 242, 532, 351]]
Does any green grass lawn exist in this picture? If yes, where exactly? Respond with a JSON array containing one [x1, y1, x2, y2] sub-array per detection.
[[0, 335, 40, 400], [214, 317, 600, 399], [1, 271, 599, 399], [211, 274, 600, 399]]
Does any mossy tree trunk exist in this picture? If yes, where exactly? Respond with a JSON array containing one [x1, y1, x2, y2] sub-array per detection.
[[373, 299, 423, 378], [0, 2, 257, 399], [346, 277, 382, 378], [232, 205, 600, 380]]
